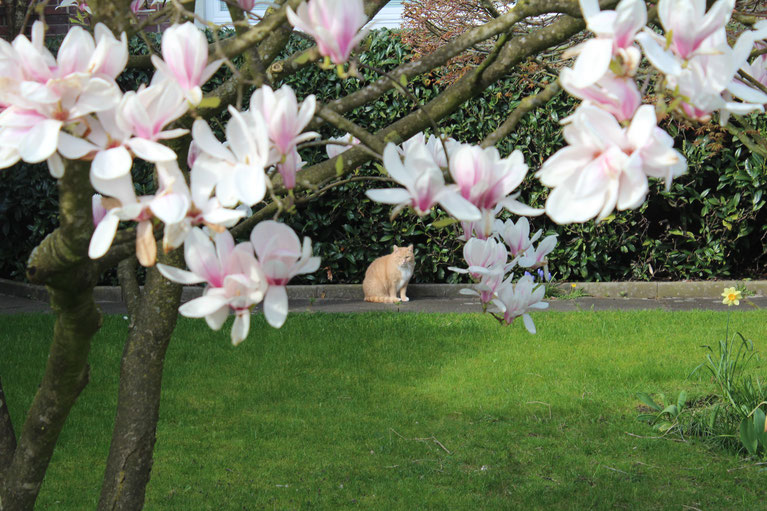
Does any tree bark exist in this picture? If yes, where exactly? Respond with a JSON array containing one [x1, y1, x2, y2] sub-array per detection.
[[0, 375, 16, 475], [98, 252, 183, 511], [0, 159, 102, 510]]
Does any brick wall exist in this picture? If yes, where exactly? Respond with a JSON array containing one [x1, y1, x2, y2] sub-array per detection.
[[0, 1, 167, 40]]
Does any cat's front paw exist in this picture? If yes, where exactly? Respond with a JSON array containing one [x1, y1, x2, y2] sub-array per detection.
[[401, 296, 410, 302]]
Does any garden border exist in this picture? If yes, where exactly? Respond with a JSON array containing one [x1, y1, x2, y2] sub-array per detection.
[[1, 278, 764, 303]]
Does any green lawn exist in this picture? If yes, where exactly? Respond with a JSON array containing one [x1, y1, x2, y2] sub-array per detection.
[[2, 310, 767, 509]]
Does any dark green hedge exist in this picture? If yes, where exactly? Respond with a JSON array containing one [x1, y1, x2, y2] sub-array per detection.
[[1, 29, 765, 283]]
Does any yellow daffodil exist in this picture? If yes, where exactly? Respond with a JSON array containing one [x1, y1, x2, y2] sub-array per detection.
[[721, 287, 742, 306]]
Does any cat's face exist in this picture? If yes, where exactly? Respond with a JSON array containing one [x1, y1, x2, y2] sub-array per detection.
[[391, 245, 415, 264]]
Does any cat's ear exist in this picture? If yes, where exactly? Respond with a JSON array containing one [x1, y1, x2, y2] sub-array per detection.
[[407, 244, 413, 251], [392, 245, 398, 250]]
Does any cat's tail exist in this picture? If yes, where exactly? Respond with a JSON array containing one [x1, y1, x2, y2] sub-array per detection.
[[364, 296, 400, 303]]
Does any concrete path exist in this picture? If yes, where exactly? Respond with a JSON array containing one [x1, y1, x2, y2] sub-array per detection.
[[1, 290, 765, 316]]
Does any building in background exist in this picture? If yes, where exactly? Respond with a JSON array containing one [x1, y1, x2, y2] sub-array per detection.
[[195, 0, 404, 29]]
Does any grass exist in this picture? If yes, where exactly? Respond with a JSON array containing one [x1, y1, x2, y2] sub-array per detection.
[[2, 309, 767, 510]]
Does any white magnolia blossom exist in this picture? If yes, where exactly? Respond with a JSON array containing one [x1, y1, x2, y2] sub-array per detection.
[[491, 275, 548, 333], [366, 142, 481, 222]]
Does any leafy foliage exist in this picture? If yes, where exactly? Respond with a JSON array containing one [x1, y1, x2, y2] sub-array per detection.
[[1, 31, 766, 283]]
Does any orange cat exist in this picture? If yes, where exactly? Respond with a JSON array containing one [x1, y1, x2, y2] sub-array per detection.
[[362, 245, 415, 303]]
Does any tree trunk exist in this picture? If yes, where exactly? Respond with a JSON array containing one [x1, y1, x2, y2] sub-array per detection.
[[0, 375, 17, 475], [0, 159, 102, 510], [98, 255, 183, 511]]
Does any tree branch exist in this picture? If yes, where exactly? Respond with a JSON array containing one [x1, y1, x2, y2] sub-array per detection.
[[482, 78, 562, 147]]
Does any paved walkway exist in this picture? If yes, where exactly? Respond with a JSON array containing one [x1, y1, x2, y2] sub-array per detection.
[[1, 292, 764, 315]]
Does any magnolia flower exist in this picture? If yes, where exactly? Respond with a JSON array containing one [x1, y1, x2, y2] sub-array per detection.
[[449, 145, 541, 216], [518, 235, 557, 270], [448, 237, 508, 281], [326, 133, 360, 159], [249, 85, 318, 158], [494, 217, 542, 258], [158, 228, 268, 345], [536, 105, 685, 223], [491, 275, 548, 333], [0, 22, 125, 173], [570, 0, 646, 87], [92, 194, 108, 226], [191, 108, 270, 208], [276, 149, 305, 190], [401, 133, 460, 168], [237, 0, 255, 10], [654, 0, 734, 61], [459, 266, 505, 306], [366, 142, 481, 222], [287, 0, 369, 65], [559, 69, 641, 122], [89, 162, 191, 266], [151, 22, 223, 106], [251, 221, 320, 328], [90, 81, 188, 180]]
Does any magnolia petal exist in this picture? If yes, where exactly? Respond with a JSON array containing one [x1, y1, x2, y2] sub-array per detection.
[[20, 119, 62, 163], [230, 312, 250, 345], [47, 153, 65, 179], [157, 263, 205, 285], [636, 32, 682, 76], [192, 119, 233, 161], [522, 313, 537, 334], [498, 197, 544, 217], [437, 191, 482, 222], [205, 305, 229, 331], [127, 138, 177, 162], [571, 38, 613, 87], [92, 146, 133, 179], [136, 220, 157, 267], [263, 285, 288, 328], [365, 188, 411, 205], [88, 211, 120, 259], [179, 295, 229, 317], [150, 193, 189, 224], [58, 132, 99, 159]]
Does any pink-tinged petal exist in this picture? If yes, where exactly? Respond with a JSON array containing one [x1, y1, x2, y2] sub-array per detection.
[[127, 138, 176, 162], [571, 38, 614, 87], [436, 190, 482, 221], [214, 230, 235, 265], [58, 132, 98, 159], [250, 220, 300, 260], [202, 207, 245, 226], [617, 159, 649, 210], [179, 295, 229, 317], [365, 188, 411, 204], [92, 146, 133, 179], [20, 119, 62, 163], [205, 306, 229, 331], [156, 263, 206, 285], [47, 153, 64, 179], [57, 26, 95, 75], [185, 228, 222, 285], [230, 312, 250, 345], [70, 77, 121, 117], [88, 211, 119, 258], [263, 285, 288, 328]]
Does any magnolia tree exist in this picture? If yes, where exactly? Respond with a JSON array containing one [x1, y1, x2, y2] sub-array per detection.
[[1, 0, 767, 508]]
